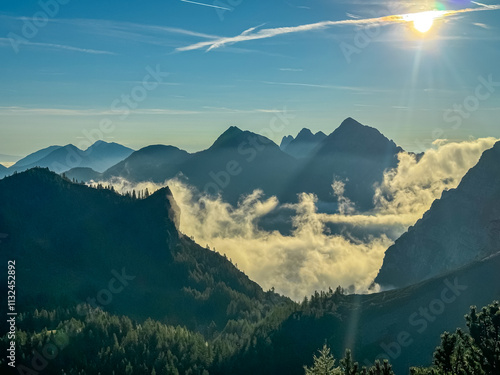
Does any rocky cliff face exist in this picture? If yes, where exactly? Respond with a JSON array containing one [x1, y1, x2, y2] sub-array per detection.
[[376, 141, 500, 288]]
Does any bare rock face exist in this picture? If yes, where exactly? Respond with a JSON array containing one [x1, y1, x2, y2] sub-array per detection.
[[376, 141, 500, 289]]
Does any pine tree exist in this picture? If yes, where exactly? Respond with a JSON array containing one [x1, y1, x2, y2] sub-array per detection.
[[304, 344, 340, 375], [340, 349, 358, 375], [368, 359, 394, 375], [433, 331, 456, 373]]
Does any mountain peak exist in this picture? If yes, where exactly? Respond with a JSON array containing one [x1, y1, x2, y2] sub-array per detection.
[[224, 126, 243, 135], [338, 117, 363, 129], [317, 118, 401, 158], [280, 135, 294, 150], [87, 140, 108, 148], [86, 140, 132, 152], [281, 128, 327, 158], [209, 126, 247, 149], [296, 128, 314, 138]]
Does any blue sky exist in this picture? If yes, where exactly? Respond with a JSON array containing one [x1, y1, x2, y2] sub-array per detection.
[[1, 0, 500, 157]]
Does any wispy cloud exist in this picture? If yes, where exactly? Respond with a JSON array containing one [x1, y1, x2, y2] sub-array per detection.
[[286, 2, 311, 10], [201, 106, 295, 114], [261, 80, 387, 93], [1, 15, 220, 40], [472, 22, 491, 29], [279, 68, 304, 72], [0, 106, 289, 116], [346, 12, 361, 19], [177, 5, 500, 51], [0, 107, 200, 116], [179, 0, 231, 10], [0, 15, 220, 49], [0, 38, 115, 55], [471, 1, 496, 8]]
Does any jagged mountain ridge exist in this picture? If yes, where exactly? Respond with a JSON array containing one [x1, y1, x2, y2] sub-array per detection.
[[280, 135, 294, 150], [280, 128, 327, 158], [284, 118, 403, 210], [61, 119, 406, 211], [376, 141, 500, 288]]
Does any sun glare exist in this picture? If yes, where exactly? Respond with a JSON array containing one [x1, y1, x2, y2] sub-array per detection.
[[413, 14, 434, 33], [403, 10, 442, 34]]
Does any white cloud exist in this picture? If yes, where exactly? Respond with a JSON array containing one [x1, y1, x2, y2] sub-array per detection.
[[0, 107, 200, 116], [332, 179, 356, 215], [0, 38, 115, 55], [179, 0, 231, 11], [176, 5, 500, 51], [0, 106, 289, 117], [92, 138, 499, 301], [373, 137, 499, 218], [261, 81, 387, 92]]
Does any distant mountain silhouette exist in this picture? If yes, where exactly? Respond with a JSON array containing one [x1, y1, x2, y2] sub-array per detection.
[[281, 128, 327, 159], [83, 140, 135, 172], [0, 168, 285, 330], [11, 145, 62, 169], [5, 141, 133, 175], [102, 145, 190, 182], [177, 126, 297, 203], [78, 127, 298, 205], [376, 141, 500, 288], [285, 118, 403, 211], [65, 167, 103, 182], [0, 164, 6, 172], [49, 120, 404, 210], [279, 135, 294, 150]]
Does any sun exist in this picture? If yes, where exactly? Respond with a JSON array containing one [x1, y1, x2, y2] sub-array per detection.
[[413, 14, 435, 33], [403, 10, 442, 34]]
